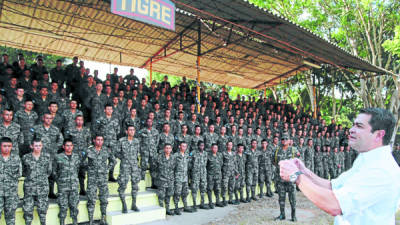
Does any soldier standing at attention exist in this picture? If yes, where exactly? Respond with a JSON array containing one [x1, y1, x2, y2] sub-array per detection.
[[138, 118, 159, 185], [314, 145, 324, 177], [245, 139, 260, 202], [14, 98, 38, 157], [274, 135, 299, 221], [0, 137, 22, 225], [64, 115, 91, 196], [190, 141, 208, 211], [22, 139, 51, 225], [258, 139, 273, 198], [86, 134, 115, 225], [155, 143, 175, 216], [207, 143, 224, 208], [116, 125, 141, 213], [54, 139, 82, 225], [221, 140, 238, 205], [173, 142, 193, 215], [93, 104, 120, 182], [32, 111, 64, 199], [304, 138, 315, 172], [235, 143, 246, 204]]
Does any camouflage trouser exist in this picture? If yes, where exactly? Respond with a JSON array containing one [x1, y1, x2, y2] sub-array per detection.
[[174, 181, 189, 206], [87, 177, 109, 217], [157, 180, 174, 203], [330, 166, 337, 179], [235, 175, 245, 191], [57, 190, 79, 220], [104, 139, 118, 169], [23, 194, 48, 224], [118, 164, 140, 198], [207, 174, 221, 193], [246, 169, 258, 192], [222, 173, 236, 196], [276, 181, 296, 208], [323, 165, 330, 179], [0, 194, 19, 225], [258, 168, 272, 187], [140, 148, 157, 180], [191, 173, 207, 194], [315, 165, 324, 177]]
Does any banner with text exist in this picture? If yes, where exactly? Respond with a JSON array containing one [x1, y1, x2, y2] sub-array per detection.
[[112, 0, 175, 31]]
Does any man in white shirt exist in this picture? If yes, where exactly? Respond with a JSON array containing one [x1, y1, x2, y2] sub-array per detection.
[[279, 108, 400, 225]]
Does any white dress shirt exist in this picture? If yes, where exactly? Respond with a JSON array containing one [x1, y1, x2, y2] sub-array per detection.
[[332, 145, 400, 225]]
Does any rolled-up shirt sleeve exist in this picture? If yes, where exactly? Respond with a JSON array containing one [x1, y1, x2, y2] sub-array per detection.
[[332, 168, 392, 216]]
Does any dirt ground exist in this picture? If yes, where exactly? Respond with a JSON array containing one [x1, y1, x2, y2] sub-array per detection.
[[202, 192, 334, 225]]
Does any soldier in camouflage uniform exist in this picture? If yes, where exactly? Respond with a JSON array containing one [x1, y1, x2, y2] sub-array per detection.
[[48, 102, 64, 130], [338, 145, 345, 175], [274, 135, 299, 222], [93, 104, 119, 182], [190, 141, 208, 211], [86, 135, 115, 225], [14, 98, 38, 156], [22, 139, 51, 225], [235, 143, 246, 203], [54, 139, 82, 225], [32, 111, 64, 199], [173, 142, 193, 215], [314, 145, 324, 177], [138, 118, 159, 185], [61, 99, 83, 132], [304, 138, 314, 172], [175, 124, 192, 152], [245, 139, 260, 202], [90, 83, 107, 121], [217, 126, 229, 153], [64, 115, 91, 195], [207, 143, 224, 208], [116, 125, 141, 213], [158, 123, 175, 153], [331, 147, 339, 179], [204, 124, 219, 151], [190, 125, 204, 153], [122, 108, 140, 133], [221, 140, 238, 205], [0, 108, 24, 156], [155, 143, 175, 216], [258, 139, 273, 198], [0, 137, 22, 225]]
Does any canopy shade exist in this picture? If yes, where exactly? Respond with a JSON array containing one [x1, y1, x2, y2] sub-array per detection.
[[0, 0, 387, 89]]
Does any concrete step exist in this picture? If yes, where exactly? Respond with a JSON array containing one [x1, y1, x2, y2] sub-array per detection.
[[107, 206, 166, 225]]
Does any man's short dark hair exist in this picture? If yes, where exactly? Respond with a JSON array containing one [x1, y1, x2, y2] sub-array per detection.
[[359, 108, 396, 145], [0, 137, 12, 145]]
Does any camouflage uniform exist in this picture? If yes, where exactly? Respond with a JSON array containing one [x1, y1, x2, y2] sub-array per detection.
[[258, 147, 273, 198], [274, 146, 299, 221], [64, 125, 91, 194], [93, 116, 119, 177], [0, 122, 24, 156], [90, 93, 107, 121], [322, 151, 331, 179], [331, 152, 339, 179], [245, 148, 259, 201], [173, 151, 191, 214], [235, 152, 246, 202], [217, 134, 230, 153], [0, 154, 22, 225], [344, 150, 353, 171], [314, 150, 324, 177], [22, 153, 52, 225], [14, 110, 38, 155], [155, 153, 175, 214], [190, 150, 208, 209], [61, 109, 83, 132], [158, 132, 175, 153], [206, 152, 223, 208], [303, 145, 314, 172], [221, 150, 237, 204], [116, 137, 141, 211], [190, 134, 204, 153], [204, 132, 219, 151], [174, 134, 192, 153], [54, 152, 82, 225], [51, 113, 64, 131], [138, 127, 159, 181], [86, 145, 115, 223]]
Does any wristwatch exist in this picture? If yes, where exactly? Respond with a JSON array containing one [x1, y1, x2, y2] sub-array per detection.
[[289, 171, 303, 183]]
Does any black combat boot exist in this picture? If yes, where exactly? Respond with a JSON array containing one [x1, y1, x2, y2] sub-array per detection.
[[59, 217, 65, 225], [228, 192, 234, 204], [246, 189, 251, 203], [200, 193, 209, 209], [251, 187, 258, 201], [215, 192, 224, 207], [259, 185, 264, 198], [222, 196, 227, 206], [120, 196, 128, 213], [100, 214, 108, 225], [165, 198, 174, 216], [48, 181, 57, 199], [208, 191, 214, 209], [72, 217, 78, 225], [291, 206, 297, 222], [174, 197, 181, 215], [274, 205, 286, 220], [266, 185, 273, 197], [131, 196, 139, 211], [239, 190, 246, 203], [192, 198, 198, 212], [183, 197, 193, 213], [233, 192, 240, 205]]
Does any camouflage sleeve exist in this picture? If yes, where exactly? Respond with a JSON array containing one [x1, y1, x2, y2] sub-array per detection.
[[19, 129, 24, 146], [115, 140, 122, 159], [57, 131, 64, 148], [47, 155, 52, 176], [17, 157, 22, 179], [108, 150, 116, 171]]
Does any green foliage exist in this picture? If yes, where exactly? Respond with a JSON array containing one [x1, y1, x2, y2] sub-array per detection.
[[0, 46, 66, 69], [383, 26, 400, 60]]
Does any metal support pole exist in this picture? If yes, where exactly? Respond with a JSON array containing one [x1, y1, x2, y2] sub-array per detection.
[[197, 56, 201, 113], [312, 73, 317, 119], [150, 58, 153, 84]]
